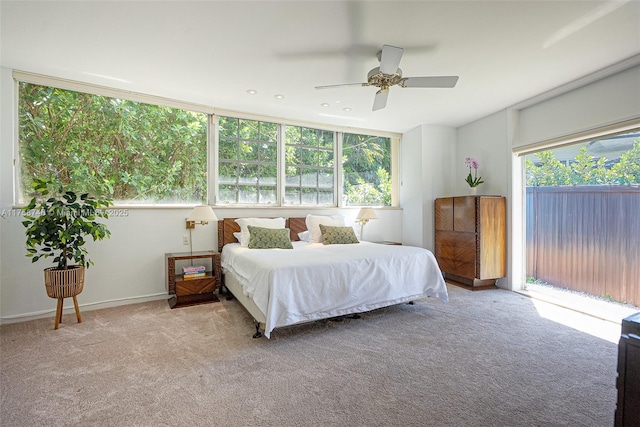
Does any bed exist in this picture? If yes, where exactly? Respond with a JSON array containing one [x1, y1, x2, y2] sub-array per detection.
[[218, 216, 448, 338]]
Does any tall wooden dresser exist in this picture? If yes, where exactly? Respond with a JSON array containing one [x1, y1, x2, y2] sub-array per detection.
[[615, 312, 640, 427], [434, 196, 506, 289]]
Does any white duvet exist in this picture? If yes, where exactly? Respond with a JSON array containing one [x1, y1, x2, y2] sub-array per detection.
[[221, 241, 448, 338]]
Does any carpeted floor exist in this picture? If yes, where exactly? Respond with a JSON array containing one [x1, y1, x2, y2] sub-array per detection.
[[0, 285, 624, 426]]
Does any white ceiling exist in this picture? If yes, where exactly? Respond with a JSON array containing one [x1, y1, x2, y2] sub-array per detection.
[[1, 1, 639, 134]]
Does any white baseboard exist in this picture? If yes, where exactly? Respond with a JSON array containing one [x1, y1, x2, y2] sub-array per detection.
[[0, 293, 169, 324]]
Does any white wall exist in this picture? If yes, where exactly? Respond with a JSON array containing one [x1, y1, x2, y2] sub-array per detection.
[[400, 127, 423, 246], [515, 64, 640, 148], [421, 125, 457, 250], [456, 111, 509, 198], [457, 111, 510, 289], [0, 66, 403, 322], [400, 125, 456, 250], [1, 67, 12, 319], [456, 62, 640, 292], [0, 40, 4, 311]]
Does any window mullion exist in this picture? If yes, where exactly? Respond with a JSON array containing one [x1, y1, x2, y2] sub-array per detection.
[[336, 131, 343, 207], [277, 124, 286, 206], [210, 114, 218, 205]]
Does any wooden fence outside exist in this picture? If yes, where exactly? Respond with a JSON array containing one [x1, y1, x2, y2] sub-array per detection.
[[526, 186, 640, 307]]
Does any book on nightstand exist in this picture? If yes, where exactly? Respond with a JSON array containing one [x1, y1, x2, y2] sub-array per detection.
[[182, 265, 206, 274], [182, 272, 206, 280]]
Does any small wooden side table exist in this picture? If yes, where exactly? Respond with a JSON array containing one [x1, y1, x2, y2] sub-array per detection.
[[165, 250, 221, 308]]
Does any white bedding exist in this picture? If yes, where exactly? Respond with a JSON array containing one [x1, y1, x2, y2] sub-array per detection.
[[221, 241, 448, 338]]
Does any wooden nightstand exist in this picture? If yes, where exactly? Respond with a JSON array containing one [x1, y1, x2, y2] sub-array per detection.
[[165, 251, 221, 308]]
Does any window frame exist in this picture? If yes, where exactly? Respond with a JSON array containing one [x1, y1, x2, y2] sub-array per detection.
[[511, 118, 640, 292], [215, 116, 280, 206], [13, 71, 214, 207], [13, 71, 401, 208], [213, 113, 398, 208], [283, 125, 337, 207]]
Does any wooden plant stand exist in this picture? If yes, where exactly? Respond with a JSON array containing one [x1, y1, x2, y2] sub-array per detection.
[[44, 266, 85, 330], [54, 296, 82, 330]]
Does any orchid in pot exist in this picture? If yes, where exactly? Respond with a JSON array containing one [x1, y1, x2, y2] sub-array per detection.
[[464, 157, 484, 191]]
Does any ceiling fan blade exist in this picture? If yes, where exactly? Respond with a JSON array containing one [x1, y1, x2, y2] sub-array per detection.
[[315, 82, 368, 90], [372, 89, 389, 111], [379, 45, 404, 75], [400, 76, 459, 88]]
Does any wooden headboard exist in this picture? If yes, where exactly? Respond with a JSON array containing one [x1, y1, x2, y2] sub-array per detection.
[[217, 217, 307, 252]]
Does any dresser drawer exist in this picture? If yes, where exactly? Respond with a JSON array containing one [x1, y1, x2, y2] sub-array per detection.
[[176, 277, 215, 296]]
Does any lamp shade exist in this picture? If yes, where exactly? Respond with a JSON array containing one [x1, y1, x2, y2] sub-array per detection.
[[187, 206, 219, 223], [356, 207, 378, 221]]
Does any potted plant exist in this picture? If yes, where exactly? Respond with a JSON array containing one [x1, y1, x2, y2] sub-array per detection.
[[464, 157, 485, 195], [22, 178, 112, 329]]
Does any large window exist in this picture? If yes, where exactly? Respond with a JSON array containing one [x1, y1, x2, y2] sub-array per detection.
[[16, 76, 396, 207], [284, 126, 335, 206], [342, 133, 391, 206], [215, 117, 394, 207], [18, 82, 208, 205], [524, 130, 640, 306], [217, 117, 278, 205]]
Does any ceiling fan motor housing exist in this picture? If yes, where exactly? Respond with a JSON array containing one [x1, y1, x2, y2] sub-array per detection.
[[367, 66, 403, 88]]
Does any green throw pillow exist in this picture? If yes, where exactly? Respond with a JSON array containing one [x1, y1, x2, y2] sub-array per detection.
[[319, 224, 360, 245], [247, 226, 293, 249]]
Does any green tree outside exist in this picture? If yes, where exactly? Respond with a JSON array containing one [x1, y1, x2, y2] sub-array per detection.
[[342, 134, 391, 206], [19, 82, 392, 206], [19, 83, 208, 204], [526, 139, 640, 186]]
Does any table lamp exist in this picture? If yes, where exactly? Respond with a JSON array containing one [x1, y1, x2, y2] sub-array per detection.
[[355, 207, 378, 240], [186, 206, 219, 257]]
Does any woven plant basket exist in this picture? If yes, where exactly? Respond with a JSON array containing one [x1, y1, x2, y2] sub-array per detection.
[[44, 266, 85, 299]]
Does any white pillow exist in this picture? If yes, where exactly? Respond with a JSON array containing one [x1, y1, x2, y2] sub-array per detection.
[[235, 217, 286, 247], [305, 214, 345, 243], [297, 230, 310, 242]]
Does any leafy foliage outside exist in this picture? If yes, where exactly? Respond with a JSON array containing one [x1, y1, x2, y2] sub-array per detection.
[[18, 82, 392, 207], [217, 116, 391, 206], [526, 138, 640, 186], [218, 117, 278, 204], [342, 134, 391, 206], [19, 83, 208, 204], [284, 125, 335, 206]]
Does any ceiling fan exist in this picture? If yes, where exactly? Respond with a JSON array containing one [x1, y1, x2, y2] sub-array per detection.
[[315, 44, 459, 111]]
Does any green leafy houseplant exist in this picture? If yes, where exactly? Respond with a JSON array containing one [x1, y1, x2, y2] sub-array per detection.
[[22, 178, 112, 270]]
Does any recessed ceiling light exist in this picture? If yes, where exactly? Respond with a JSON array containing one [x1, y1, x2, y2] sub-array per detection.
[[342, 107, 352, 112], [320, 103, 330, 107], [274, 94, 284, 99], [246, 89, 257, 95], [335, 100, 342, 104]]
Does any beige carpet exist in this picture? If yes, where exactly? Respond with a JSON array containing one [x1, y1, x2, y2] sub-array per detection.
[[0, 285, 623, 426]]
